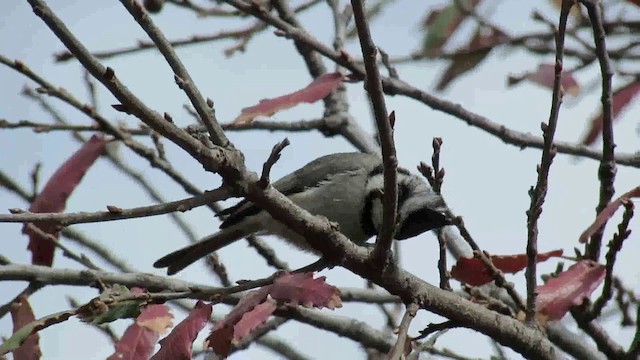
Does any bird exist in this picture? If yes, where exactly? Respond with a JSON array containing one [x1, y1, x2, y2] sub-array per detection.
[[154, 152, 452, 275]]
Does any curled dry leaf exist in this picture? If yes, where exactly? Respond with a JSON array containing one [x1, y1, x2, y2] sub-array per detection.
[[450, 249, 563, 286], [536, 260, 605, 320], [435, 27, 502, 91], [581, 81, 640, 146], [579, 186, 640, 243], [524, 63, 580, 96], [421, 0, 481, 57], [151, 301, 212, 360], [0, 309, 76, 356], [10, 295, 41, 360], [206, 272, 341, 357], [234, 72, 344, 124], [107, 303, 173, 360], [24, 134, 107, 266]]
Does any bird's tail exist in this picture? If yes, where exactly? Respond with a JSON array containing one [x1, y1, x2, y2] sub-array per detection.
[[154, 227, 248, 275]]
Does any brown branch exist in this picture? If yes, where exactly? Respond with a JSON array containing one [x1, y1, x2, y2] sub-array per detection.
[[572, 307, 626, 359], [581, 0, 617, 262], [524, 0, 571, 323], [56, 24, 264, 62], [587, 202, 634, 320], [259, 138, 290, 188], [117, 0, 228, 147], [23, 223, 101, 270], [0, 187, 231, 226], [221, 0, 640, 168], [351, 0, 396, 267], [387, 303, 419, 360]]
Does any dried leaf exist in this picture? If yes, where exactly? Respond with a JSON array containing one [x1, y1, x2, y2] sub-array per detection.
[[206, 272, 341, 357], [0, 310, 75, 355], [421, 0, 481, 57], [581, 81, 640, 145], [77, 285, 143, 324], [450, 249, 563, 286], [150, 301, 212, 360], [524, 63, 580, 96], [436, 27, 500, 91], [234, 72, 344, 124], [233, 299, 278, 341], [107, 303, 173, 360], [579, 186, 640, 243], [536, 260, 605, 320], [24, 135, 106, 266], [269, 272, 342, 309], [10, 295, 41, 360]]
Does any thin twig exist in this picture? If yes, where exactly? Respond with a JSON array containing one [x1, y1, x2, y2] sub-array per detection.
[[351, 0, 396, 267], [475, 250, 527, 312], [0, 187, 231, 226], [582, 0, 617, 262], [259, 138, 290, 188], [220, 0, 640, 168], [23, 223, 101, 270], [524, 0, 571, 323], [387, 303, 419, 360], [572, 307, 626, 359], [587, 202, 634, 320], [118, 0, 228, 147]]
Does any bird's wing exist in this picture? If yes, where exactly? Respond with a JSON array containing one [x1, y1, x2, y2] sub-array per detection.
[[219, 152, 379, 228]]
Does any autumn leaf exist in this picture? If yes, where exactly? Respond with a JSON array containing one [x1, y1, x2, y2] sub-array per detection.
[[451, 249, 563, 286], [207, 272, 341, 357], [581, 81, 640, 146], [234, 72, 344, 124], [579, 186, 640, 243], [436, 27, 502, 91], [108, 302, 173, 360], [421, 0, 481, 57], [10, 295, 41, 360], [24, 134, 106, 266], [536, 260, 605, 320], [521, 63, 580, 96], [150, 301, 212, 360], [0, 309, 76, 355]]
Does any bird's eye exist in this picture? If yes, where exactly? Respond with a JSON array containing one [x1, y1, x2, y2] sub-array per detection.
[[395, 208, 449, 240]]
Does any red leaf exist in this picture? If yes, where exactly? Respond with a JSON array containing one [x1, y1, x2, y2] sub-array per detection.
[[525, 63, 580, 96], [269, 272, 342, 309], [206, 272, 341, 357], [233, 300, 277, 341], [579, 186, 640, 243], [24, 135, 107, 266], [450, 249, 564, 286], [581, 81, 640, 145], [150, 301, 212, 360], [10, 295, 41, 360], [421, 0, 481, 57], [206, 325, 234, 358], [536, 260, 605, 320], [108, 304, 173, 360], [436, 27, 501, 91], [234, 72, 344, 124]]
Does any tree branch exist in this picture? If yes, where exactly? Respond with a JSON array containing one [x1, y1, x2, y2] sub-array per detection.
[[524, 0, 571, 323], [350, 0, 396, 267]]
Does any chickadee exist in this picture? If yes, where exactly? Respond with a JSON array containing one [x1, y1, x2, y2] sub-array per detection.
[[154, 152, 451, 274]]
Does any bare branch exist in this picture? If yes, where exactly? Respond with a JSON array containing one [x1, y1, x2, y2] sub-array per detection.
[[524, 0, 571, 323], [351, 0, 396, 266], [0, 187, 231, 226], [387, 303, 419, 360], [582, 0, 617, 261]]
